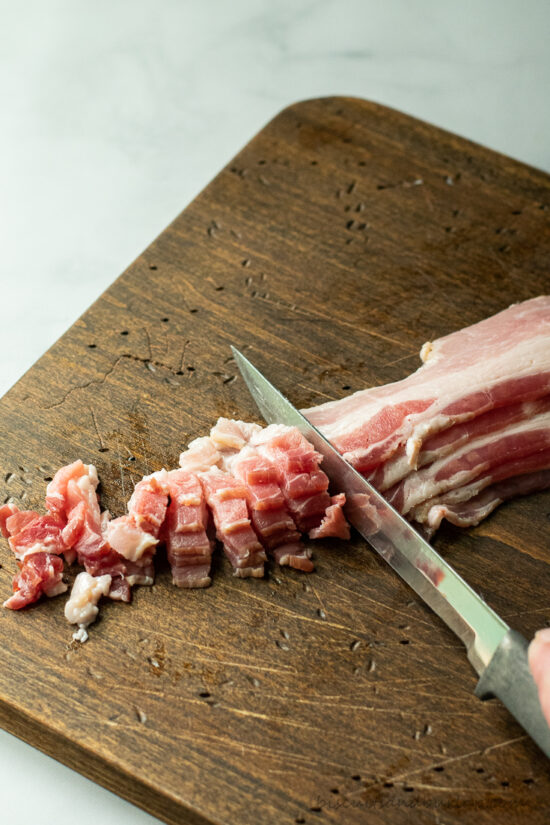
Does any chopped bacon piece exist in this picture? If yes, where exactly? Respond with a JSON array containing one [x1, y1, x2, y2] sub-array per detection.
[[5, 510, 66, 560], [128, 471, 169, 538], [65, 571, 112, 640], [251, 424, 349, 536], [231, 446, 311, 571], [3, 553, 66, 610], [163, 470, 213, 588], [0, 503, 18, 537], [309, 494, 350, 540], [199, 470, 265, 577]]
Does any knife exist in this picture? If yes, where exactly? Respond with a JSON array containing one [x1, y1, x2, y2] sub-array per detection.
[[231, 346, 550, 758]]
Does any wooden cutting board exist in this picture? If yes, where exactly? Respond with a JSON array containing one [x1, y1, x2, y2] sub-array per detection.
[[1, 98, 549, 825]]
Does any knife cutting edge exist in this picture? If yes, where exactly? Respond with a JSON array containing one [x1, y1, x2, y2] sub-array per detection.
[[231, 346, 550, 758]]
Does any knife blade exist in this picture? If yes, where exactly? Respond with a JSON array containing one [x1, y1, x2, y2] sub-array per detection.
[[232, 346, 550, 757]]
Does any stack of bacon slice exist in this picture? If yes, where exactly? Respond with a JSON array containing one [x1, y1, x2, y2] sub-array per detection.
[[304, 295, 550, 535]]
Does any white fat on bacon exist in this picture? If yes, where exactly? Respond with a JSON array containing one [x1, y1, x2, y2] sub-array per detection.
[[65, 572, 112, 642], [104, 516, 158, 562]]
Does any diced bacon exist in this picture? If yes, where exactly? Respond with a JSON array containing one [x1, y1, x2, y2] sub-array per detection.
[[128, 470, 169, 538], [3, 553, 66, 610], [210, 418, 262, 452], [230, 446, 312, 570], [252, 425, 341, 534], [199, 470, 265, 576], [304, 296, 550, 472], [64, 571, 112, 639], [179, 437, 221, 473], [309, 494, 350, 540], [0, 503, 18, 537], [163, 470, 213, 588], [7, 512, 66, 560], [105, 515, 158, 562]]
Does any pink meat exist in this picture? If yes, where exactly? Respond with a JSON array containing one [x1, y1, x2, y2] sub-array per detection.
[[3, 553, 66, 610], [528, 629, 550, 727], [231, 447, 312, 571], [304, 296, 550, 473], [253, 425, 348, 536], [128, 471, 169, 538], [416, 468, 550, 533], [369, 396, 550, 492], [199, 471, 266, 577], [411, 447, 550, 528], [163, 470, 213, 588], [309, 494, 351, 540], [386, 412, 550, 515], [0, 503, 18, 537]]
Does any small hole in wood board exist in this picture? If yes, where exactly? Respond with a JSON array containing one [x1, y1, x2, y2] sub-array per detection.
[[215, 286, 224, 291], [98, 448, 109, 453], [523, 778, 534, 785], [190, 309, 198, 314], [161, 317, 169, 323], [501, 781, 509, 788], [295, 818, 305, 824], [44, 476, 53, 482], [88, 344, 97, 348], [330, 788, 339, 794], [342, 384, 351, 390], [310, 160, 318, 166], [199, 691, 211, 698], [399, 639, 410, 645], [403, 786, 414, 792], [309, 806, 322, 813], [149, 264, 158, 270], [120, 330, 129, 336], [433, 766, 444, 772], [351, 774, 361, 781], [383, 782, 393, 788], [187, 366, 195, 372]]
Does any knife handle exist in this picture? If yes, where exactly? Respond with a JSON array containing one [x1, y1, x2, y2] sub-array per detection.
[[475, 629, 550, 758]]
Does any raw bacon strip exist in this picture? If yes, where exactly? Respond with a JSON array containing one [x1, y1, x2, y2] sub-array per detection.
[[163, 470, 213, 588], [369, 396, 550, 492], [416, 468, 550, 533], [199, 470, 266, 578], [411, 447, 550, 528], [304, 296, 550, 473], [3, 553, 66, 610], [386, 412, 550, 516]]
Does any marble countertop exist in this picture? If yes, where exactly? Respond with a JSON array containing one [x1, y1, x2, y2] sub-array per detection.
[[1, 1, 548, 823]]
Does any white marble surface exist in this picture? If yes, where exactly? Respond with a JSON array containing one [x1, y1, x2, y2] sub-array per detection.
[[0, 1, 548, 822]]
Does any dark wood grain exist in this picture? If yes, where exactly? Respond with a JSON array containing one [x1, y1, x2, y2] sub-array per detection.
[[0, 97, 549, 825]]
